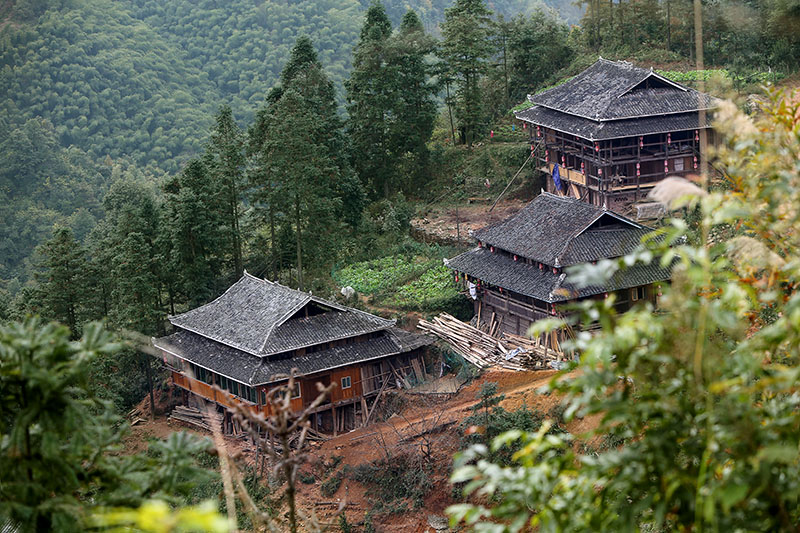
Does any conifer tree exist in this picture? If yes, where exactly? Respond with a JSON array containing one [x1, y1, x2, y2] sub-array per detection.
[[439, 0, 494, 147], [249, 37, 363, 285], [346, 1, 396, 198], [389, 10, 437, 194], [163, 159, 226, 306], [259, 87, 341, 291], [206, 105, 245, 278], [33, 227, 88, 336]]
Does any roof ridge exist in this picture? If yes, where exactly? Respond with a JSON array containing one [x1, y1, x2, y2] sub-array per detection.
[[258, 294, 312, 353], [169, 274, 252, 323]]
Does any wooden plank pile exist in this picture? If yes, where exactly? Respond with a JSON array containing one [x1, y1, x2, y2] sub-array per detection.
[[170, 405, 216, 431], [418, 313, 565, 371]]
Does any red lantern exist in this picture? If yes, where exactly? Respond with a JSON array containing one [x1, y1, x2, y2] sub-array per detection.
[[499, 287, 503, 293], [664, 160, 669, 172], [580, 161, 585, 174], [536, 125, 541, 137], [478, 241, 483, 248], [639, 136, 643, 148], [636, 162, 641, 177], [513, 255, 518, 262], [490, 246, 495, 253], [538, 263, 543, 270], [598, 168, 603, 176], [545, 149, 549, 163], [455, 274, 459, 282], [552, 267, 558, 274], [667, 133, 671, 144], [531, 144, 535, 154], [561, 155, 566, 166], [695, 129, 699, 141], [693, 156, 698, 170], [490, 130, 494, 138], [595, 142, 600, 152]]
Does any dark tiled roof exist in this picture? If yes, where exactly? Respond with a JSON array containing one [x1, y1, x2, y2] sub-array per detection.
[[449, 248, 565, 302], [263, 310, 395, 356], [531, 59, 715, 121], [515, 104, 714, 141], [250, 335, 406, 385], [473, 192, 645, 266], [448, 247, 672, 303], [389, 327, 435, 352], [169, 272, 394, 356], [154, 328, 429, 386], [559, 227, 652, 265], [154, 329, 264, 385]]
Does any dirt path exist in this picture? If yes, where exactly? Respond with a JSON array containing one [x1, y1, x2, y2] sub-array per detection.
[[411, 198, 529, 247], [124, 368, 574, 531]]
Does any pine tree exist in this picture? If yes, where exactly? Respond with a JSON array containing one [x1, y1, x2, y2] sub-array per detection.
[[206, 105, 245, 278], [439, 0, 494, 147], [259, 87, 341, 291], [346, 1, 396, 198], [163, 159, 227, 306], [249, 37, 363, 285], [33, 227, 88, 336], [389, 10, 437, 194]]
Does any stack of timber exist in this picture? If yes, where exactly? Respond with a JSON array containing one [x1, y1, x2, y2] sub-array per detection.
[[417, 313, 564, 371], [169, 405, 217, 431]]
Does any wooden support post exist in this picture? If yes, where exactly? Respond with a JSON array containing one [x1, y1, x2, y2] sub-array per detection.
[[360, 397, 369, 426], [333, 406, 338, 437]]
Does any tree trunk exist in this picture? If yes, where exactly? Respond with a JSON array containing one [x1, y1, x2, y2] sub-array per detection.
[[666, 0, 671, 51], [270, 204, 277, 282], [445, 79, 456, 146], [294, 194, 304, 292], [230, 184, 243, 277], [144, 354, 155, 420]]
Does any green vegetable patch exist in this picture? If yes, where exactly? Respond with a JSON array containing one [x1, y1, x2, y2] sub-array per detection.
[[333, 256, 432, 294], [387, 265, 461, 311]]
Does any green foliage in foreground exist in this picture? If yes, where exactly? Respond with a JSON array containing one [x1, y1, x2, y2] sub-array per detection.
[[449, 91, 800, 531], [0, 319, 217, 532]]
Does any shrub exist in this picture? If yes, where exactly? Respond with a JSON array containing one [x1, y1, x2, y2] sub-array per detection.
[[349, 453, 432, 513], [320, 470, 343, 497]]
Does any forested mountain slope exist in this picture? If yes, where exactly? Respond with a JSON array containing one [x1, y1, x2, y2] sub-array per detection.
[[0, 0, 561, 174]]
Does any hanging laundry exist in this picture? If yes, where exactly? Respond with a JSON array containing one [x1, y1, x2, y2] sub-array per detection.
[[552, 162, 562, 190]]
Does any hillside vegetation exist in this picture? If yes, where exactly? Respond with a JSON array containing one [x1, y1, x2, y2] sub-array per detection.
[[0, 0, 556, 174]]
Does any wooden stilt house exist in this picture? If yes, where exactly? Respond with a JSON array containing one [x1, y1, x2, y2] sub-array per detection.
[[446, 193, 672, 338], [516, 59, 717, 215], [153, 272, 432, 435]]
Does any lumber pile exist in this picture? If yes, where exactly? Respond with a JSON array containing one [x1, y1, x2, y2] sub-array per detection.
[[169, 405, 217, 431], [418, 313, 565, 371]]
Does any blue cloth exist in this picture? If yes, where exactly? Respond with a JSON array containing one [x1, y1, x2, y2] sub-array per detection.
[[552, 162, 562, 190]]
